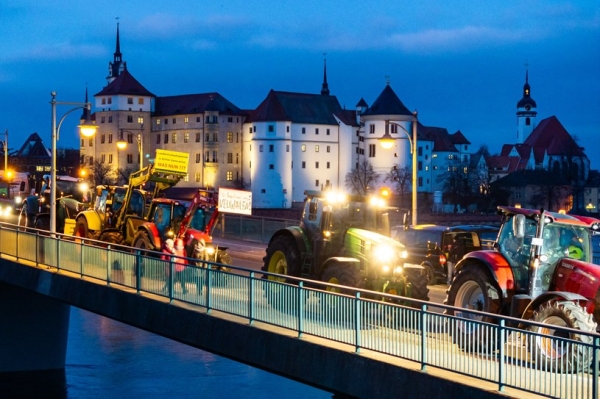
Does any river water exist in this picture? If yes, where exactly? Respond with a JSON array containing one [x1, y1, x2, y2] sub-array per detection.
[[4, 307, 331, 399]]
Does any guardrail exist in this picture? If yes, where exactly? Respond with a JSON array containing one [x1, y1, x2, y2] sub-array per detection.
[[0, 223, 598, 398]]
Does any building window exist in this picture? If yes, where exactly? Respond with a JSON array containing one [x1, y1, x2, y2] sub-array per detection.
[[227, 132, 233, 143], [184, 132, 189, 143], [156, 135, 161, 144], [196, 117, 200, 122], [108, 154, 113, 164], [236, 153, 239, 164], [196, 153, 201, 163], [315, 179, 319, 187], [127, 115, 133, 123], [418, 177, 423, 187], [127, 154, 133, 163], [327, 146, 330, 153], [138, 116, 144, 125], [102, 98, 106, 105], [172, 118, 176, 124], [261, 189, 266, 193], [448, 154, 454, 160], [302, 127, 306, 134], [259, 145, 264, 152], [184, 117, 189, 123], [164, 119, 168, 125], [127, 97, 133, 104], [226, 171, 233, 181], [369, 124, 375, 134], [108, 134, 113, 144], [418, 161, 422, 171], [108, 116, 112, 123], [212, 132, 218, 142], [195, 172, 201, 182], [101, 116, 105, 123], [164, 134, 169, 144], [286, 144, 290, 152], [156, 119, 161, 125], [418, 147, 423, 156], [326, 128, 330, 135], [249, 127, 252, 134], [315, 128, 319, 135], [101, 134, 105, 144], [390, 124, 398, 134], [138, 98, 144, 105], [269, 145, 274, 152], [368, 144, 376, 157], [205, 151, 210, 162], [327, 162, 330, 169], [301, 145, 306, 152], [315, 145, 319, 152], [196, 133, 201, 142], [269, 164, 274, 169], [227, 153, 233, 163], [286, 126, 290, 133], [206, 133, 210, 142], [212, 151, 217, 162], [315, 162, 319, 169], [526, 117, 531, 126], [101, 154, 105, 163], [268, 125, 274, 132], [302, 161, 306, 169], [172, 133, 177, 144]]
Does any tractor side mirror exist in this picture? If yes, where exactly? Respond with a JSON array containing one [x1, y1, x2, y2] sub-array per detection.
[[513, 214, 525, 239]]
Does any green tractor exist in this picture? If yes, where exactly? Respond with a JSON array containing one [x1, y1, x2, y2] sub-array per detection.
[[262, 190, 429, 303]]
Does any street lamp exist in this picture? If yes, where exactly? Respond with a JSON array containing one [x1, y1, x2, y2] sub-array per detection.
[[380, 111, 418, 226], [117, 126, 144, 169], [50, 91, 97, 234]]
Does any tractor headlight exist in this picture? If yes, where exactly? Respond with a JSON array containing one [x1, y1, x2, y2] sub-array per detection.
[[14, 196, 22, 205], [399, 250, 408, 259], [382, 265, 390, 274], [205, 245, 216, 256], [374, 245, 394, 263], [394, 266, 403, 276]]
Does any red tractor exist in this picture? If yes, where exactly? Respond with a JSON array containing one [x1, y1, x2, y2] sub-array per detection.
[[131, 188, 230, 265], [444, 206, 600, 372]]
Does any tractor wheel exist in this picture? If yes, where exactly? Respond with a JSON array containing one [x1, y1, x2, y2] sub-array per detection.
[[444, 265, 502, 352], [132, 231, 155, 252], [321, 262, 362, 294], [529, 300, 596, 373], [404, 267, 430, 304], [262, 235, 301, 282], [421, 262, 436, 286], [99, 231, 124, 247], [216, 250, 231, 272], [74, 217, 90, 240]]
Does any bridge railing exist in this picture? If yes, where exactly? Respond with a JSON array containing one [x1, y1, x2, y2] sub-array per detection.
[[1, 223, 598, 399]]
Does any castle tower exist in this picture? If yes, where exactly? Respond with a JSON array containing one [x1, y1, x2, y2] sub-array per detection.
[[516, 69, 537, 143], [107, 21, 127, 84]]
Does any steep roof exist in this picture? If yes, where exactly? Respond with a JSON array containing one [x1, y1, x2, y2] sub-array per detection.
[[15, 133, 51, 157], [524, 115, 586, 161], [422, 126, 458, 152], [95, 68, 155, 97], [362, 84, 413, 117], [246, 90, 346, 125], [154, 93, 242, 116], [451, 130, 471, 145], [492, 169, 570, 187]]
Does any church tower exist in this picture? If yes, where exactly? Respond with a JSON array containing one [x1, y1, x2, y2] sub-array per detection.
[[107, 22, 126, 84], [516, 69, 537, 143]]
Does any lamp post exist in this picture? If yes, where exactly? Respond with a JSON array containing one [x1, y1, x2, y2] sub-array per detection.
[[50, 92, 97, 234], [117, 125, 144, 169], [379, 111, 418, 226]]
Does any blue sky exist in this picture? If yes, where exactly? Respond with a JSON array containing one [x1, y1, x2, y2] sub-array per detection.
[[1, 0, 599, 168]]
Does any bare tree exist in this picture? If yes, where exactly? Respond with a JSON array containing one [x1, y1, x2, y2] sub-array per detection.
[[345, 160, 379, 196], [437, 158, 475, 212], [384, 165, 411, 209], [90, 160, 116, 186]]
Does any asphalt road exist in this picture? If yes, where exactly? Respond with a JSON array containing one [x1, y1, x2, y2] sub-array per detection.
[[213, 236, 449, 307]]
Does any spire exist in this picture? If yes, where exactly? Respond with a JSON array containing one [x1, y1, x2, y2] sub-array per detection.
[[320, 55, 330, 96], [81, 85, 90, 120], [107, 19, 127, 84]]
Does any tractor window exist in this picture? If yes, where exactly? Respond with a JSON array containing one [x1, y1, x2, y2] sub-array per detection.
[[190, 208, 208, 231], [112, 189, 126, 213], [129, 191, 145, 217], [153, 204, 171, 236], [0, 182, 8, 198]]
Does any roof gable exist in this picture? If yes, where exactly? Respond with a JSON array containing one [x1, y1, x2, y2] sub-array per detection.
[[362, 84, 413, 117], [524, 116, 585, 158]]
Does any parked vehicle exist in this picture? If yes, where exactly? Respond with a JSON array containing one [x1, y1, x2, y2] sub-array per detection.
[[73, 163, 185, 245], [444, 205, 600, 372], [262, 190, 429, 304], [0, 170, 31, 211], [18, 174, 91, 233], [392, 224, 499, 285], [131, 188, 230, 266]]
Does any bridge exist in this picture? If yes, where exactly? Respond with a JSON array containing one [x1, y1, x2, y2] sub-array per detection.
[[0, 223, 597, 399]]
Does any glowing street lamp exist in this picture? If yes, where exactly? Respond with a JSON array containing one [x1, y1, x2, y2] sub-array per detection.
[[380, 111, 418, 226], [50, 92, 97, 234], [117, 126, 144, 169]]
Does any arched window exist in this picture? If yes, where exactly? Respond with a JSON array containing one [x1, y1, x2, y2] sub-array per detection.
[[525, 117, 531, 126]]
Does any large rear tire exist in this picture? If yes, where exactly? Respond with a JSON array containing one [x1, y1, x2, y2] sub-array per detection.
[[404, 267, 430, 303], [321, 263, 363, 294], [529, 300, 596, 373], [262, 235, 301, 282], [75, 217, 90, 239], [444, 265, 502, 352]]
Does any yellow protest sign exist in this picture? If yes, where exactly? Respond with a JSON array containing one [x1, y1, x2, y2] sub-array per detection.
[[154, 149, 189, 173]]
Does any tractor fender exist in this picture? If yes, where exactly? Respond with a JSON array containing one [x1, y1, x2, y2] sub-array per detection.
[[77, 210, 103, 231], [521, 291, 591, 321], [23, 196, 40, 214], [404, 263, 426, 271], [321, 257, 361, 271], [135, 223, 162, 249], [268, 226, 310, 255], [455, 250, 515, 297]]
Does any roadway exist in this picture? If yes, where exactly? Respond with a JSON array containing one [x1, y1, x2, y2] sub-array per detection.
[[212, 236, 449, 306]]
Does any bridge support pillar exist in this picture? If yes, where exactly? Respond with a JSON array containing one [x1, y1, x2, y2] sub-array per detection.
[[0, 282, 70, 372]]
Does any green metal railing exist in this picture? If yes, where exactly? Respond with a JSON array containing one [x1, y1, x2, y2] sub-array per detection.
[[0, 222, 598, 398]]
